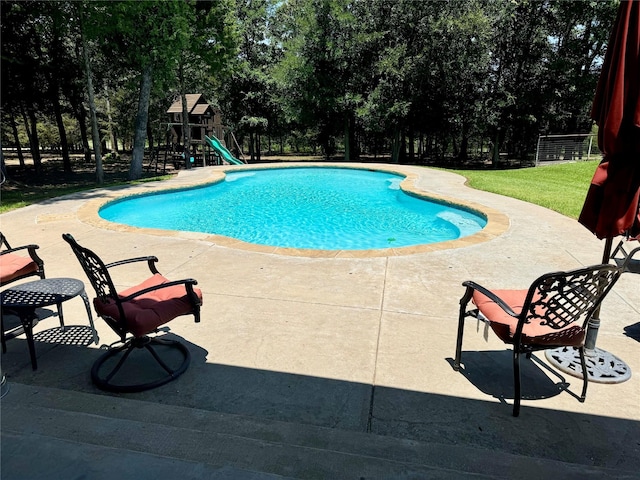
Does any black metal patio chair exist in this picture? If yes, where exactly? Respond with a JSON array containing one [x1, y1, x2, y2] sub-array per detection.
[[1, 232, 47, 355], [0, 232, 45, 287], [454, 263, 622, 416], [63, 233, 203, 393], [611, 235, 640, 274]]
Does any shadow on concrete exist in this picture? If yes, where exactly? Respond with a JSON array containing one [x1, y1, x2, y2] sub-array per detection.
[[624, 321, 640, 342], [1, 331, 639, 473], [445, 350, 570, 402]]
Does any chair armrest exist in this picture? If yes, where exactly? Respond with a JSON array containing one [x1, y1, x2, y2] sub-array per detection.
[[461, 280, 518, 318], [0, 244, 39, 255], [0, 244, 44, 266], [105, 256, 159, 274], [119, 278, 200, 303]]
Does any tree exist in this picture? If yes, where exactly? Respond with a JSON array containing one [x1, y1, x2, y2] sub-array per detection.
[[1, 1, 50, 173], [422, 1, 492, 162], [544, 0, 618, 133], [92, 1, 238, 178], [219, 0, 277, 162], [0, 0, 621, 176], [89, 1, 192, 179], [274, 0, 365, 159], [77, 2, 104, 183], [26, 2, 73, 172], [174, 0, 237, 166], [354, 0, 424, 163]]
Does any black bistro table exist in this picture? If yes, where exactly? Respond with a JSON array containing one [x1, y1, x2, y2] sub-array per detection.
[[1, 277, 98, 370]]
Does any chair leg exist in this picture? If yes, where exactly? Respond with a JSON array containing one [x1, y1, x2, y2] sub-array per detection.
[[513, 349, 521, 417], [579, 346, 588, 402], [454, 287, 473, 371], [22, 313, 38, 371], [610, 240, 625, 259], [91, 335, 191, 393], [1, 315, 6, 354], [145, 337, 186, 374]]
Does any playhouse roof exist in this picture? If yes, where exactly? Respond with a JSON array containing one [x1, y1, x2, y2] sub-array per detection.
[[191, 103, 211, 115], [166, 94, 214, 115]]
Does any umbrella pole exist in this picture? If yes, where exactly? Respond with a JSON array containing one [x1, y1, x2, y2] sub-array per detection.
[[584, 237, 613, 352], [546, 237, 631, 383]]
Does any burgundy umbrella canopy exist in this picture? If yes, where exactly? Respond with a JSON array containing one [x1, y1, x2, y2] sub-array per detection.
[[578, 0, 640, 241]]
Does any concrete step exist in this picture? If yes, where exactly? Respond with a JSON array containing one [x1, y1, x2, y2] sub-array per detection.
[[1, 383, 634, 480]]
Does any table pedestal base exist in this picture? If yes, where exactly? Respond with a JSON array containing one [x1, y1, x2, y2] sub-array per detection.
[[545, 346, 631, 384]]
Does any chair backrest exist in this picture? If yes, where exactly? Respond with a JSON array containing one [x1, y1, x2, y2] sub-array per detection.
[[518, 264, 622, 336], [62, 234, 124, 325]]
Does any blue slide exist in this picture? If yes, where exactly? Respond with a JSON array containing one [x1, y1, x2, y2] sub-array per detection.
[[204, 135, 244, 165]]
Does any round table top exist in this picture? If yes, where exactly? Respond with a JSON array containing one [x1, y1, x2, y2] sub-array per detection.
[[0, 277, 86, 309]]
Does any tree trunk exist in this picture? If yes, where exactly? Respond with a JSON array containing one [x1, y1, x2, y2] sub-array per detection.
[[20, 110, 33, 164], [105, 85, 118, 153], [79, 107, 92, 164], [391, 126, 401, 164], [25, 108, 42, 174], [249, 132, 255, 162], [130, 65, 153, 180], [69, 95, 92, 163], [408, 129, 415, 161], [491, 129, 502, 168], [147, 122, 154, 160], [10, 117, 25, 168], [0, 149, 6, 182], [180, 89, 191, 169], [459, 127, 469, 162], [52, 96, 72, 172], [452, 136, 459, 159], [80, 9, 103, 183], [344, 116, 350, 162]]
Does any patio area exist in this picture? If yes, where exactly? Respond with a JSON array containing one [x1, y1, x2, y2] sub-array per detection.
[[1, 163, 639, 479]]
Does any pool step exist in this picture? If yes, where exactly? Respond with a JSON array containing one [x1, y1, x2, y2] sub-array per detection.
[[1, 383, 632, 479]]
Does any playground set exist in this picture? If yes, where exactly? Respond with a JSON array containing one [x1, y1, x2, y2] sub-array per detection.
[[147, 93, 244, 173]]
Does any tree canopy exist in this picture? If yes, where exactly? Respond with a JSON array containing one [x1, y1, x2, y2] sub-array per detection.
[[1, 0, 619, 178]]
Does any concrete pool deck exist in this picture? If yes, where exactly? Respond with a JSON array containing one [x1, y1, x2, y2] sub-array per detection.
[[1, 163, 639, 479]]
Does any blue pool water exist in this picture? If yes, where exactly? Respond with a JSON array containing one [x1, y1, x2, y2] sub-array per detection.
[[100, 167, 487, 250]]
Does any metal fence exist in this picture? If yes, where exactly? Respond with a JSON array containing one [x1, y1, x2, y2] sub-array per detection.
[[535, 134, 598, 166]]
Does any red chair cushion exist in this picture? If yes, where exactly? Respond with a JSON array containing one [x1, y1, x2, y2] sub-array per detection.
[[472, 289, 585, 347], [94, 273, 203, 337], [0, 253, 38, 284]]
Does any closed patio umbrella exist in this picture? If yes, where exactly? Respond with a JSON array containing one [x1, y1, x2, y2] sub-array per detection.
[[548, 0, 640, 383], [578, 0, 640, 241]]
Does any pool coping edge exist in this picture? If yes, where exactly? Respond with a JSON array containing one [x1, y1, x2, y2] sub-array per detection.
[[74, 162, 510, 258]]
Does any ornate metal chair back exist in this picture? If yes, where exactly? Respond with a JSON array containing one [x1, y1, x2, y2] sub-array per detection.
[[63, 234, 126, 334], [517, 264, 622, 342]]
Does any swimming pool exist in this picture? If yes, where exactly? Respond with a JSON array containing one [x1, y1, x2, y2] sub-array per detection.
[[99, 167, 487, 250]]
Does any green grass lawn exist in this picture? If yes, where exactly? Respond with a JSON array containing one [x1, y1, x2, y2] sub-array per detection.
[[451, 160, 599, 219], [0, 159, 599, 218], [0, 176, 172, 214]]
